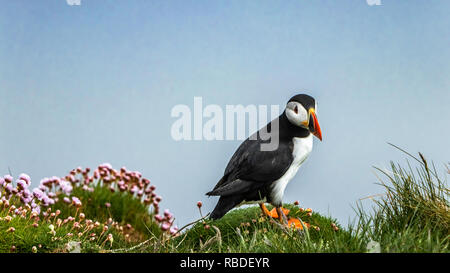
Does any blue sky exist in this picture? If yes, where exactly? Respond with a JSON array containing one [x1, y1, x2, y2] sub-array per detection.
[[1, 0, 449, 227]]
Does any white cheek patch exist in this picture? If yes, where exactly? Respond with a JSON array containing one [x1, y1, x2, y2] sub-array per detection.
[[286, 102, 308, 127]]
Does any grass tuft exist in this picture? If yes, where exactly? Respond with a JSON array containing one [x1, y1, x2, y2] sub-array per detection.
[[356, 145, 449, 252]]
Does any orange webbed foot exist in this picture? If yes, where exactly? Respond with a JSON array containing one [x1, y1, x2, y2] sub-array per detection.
[[268, 207, 290, 219], [286, 218, 310, 230], [259, 203, 290, 219]]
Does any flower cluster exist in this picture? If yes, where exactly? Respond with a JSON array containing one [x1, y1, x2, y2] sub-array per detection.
[[0, 173, 65, 217], [64, 163, 177, 234], [62, 163, 163, 215], [154, 209, 178, 236], [0, 203, 128, 252], [0, 163, 176, 252]]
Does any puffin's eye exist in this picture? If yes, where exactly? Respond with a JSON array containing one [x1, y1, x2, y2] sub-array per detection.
[[294, 105, 298, 114]]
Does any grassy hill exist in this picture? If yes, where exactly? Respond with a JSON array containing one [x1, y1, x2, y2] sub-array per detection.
[[0, 150, 448, 253]]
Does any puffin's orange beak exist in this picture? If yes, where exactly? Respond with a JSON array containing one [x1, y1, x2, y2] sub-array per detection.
[[310, 109, 322, 141]]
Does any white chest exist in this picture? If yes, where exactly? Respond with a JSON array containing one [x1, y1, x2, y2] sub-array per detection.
[[270, 135, 313, 205]]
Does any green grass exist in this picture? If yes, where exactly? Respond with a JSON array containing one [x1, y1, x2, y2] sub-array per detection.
[[161, 205, 368, 253], [0, 207, 135, 253], [1, 148, 448, 253], [52, 184, 160, 240], [354, 146, 449, 252]]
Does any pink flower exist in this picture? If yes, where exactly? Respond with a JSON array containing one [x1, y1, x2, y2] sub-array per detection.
[[5, 183, 13, 193], [59, 180, 73, 194], [170, 226, 179, 235], [133, 171, 142, 179], [17, 179, 28, 190], [99, 163, 112, 170], [40, 178, 50, 186], [4, 175, 13, 183], [161, 222, 171, 231], [23, 189, 31, 198], [164, 209, 173, 219], [32, 206, 41, 215], [18, 173, 31, 185], [42, 195, 54, 206], [63, 197, 71, 204], [130, 185, 139, 194], [38, 184, 47, 192], [51, 176, 61, 183], [32, 188, 44, 199], [72, 196, 82, 207], [20, 196, 32, 204]]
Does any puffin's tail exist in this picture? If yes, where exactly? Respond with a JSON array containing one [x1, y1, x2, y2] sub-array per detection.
[[210, 195, 242, 220]]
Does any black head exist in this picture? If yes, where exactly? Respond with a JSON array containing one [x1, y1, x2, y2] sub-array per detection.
[[288, 94, 316, 111], [285, 94, 322, 141]]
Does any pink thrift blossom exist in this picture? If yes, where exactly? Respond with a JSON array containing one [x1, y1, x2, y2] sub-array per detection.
[[72, 196, 82, 207], [59, 180, 73, 194], [4, 175, 13, 183], [32, 188, 45, 200], [164, 209, 173, 219], [5, 183, 13, 193], [17, 179, 28, 190], [99, 163, 112, 170], [19, 173, 31, 185], [154, 215, 163, 222], [170, 226, 179, 235], [32, 206, 41, 215], [161, 222, 171, 231], [130, 185, 138, 194]]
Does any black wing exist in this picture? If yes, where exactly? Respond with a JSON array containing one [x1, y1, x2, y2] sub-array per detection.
[[207, 136, 293, 196]]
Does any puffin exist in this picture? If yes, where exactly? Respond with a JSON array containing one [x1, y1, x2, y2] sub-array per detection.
[[206, 94, 322, 224]]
